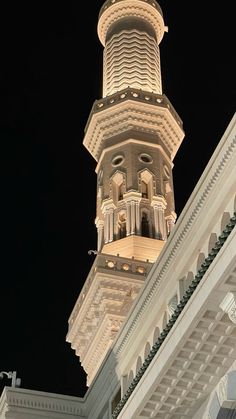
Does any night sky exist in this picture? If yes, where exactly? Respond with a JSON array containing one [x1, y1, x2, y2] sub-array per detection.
[[0, 2, 235, 398]]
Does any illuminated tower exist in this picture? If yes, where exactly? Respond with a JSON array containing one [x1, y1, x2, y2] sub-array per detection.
[[67, 0, 185, 386]]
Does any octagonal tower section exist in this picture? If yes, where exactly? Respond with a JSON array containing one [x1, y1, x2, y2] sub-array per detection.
[[84, 0, 185, 262], [67, 0, 185, 387]]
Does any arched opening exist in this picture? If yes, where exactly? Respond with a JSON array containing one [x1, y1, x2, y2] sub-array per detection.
[[141, 180, 148, 198], [208, 232, 218, 253], [136, 356, 142, 375], [128, 370, 134, 386], [141, 212, 150, 237], [139, 169, 154, 201], [186, 271, 194, 290], [112, 171, 126, 204], [144, 342, 151, 359], [162, 312, 167, 329], [196, 252, 205, 271], [153, 327, 160, 345], [221, 212, 230, 231], [118, 211, 126, 239]]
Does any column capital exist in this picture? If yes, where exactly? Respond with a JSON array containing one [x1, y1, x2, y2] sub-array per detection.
[[101, 199, 116, 213], [123, 191, 142, 203], [220, 292, 236, 324], [151, 195, 167, 209], [165, 211, 177, 222], [95, 217, 104, 228]]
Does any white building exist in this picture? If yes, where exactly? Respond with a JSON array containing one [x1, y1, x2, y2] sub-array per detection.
[[1, 1, 236, 418]]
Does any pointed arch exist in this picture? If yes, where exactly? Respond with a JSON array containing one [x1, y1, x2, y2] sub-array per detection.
[[141, 208, 151, 237], [138, 169, 154, 200], [144, 342, 151, 359], [221, 212, 230, 231], [111, 171, 126, 203], [186, 271, 194, 290], [208, 232, 218, 253], [196, 252, 205, 271]]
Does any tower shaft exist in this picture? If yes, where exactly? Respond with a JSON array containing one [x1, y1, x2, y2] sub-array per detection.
[[67, 0, 185, 386]]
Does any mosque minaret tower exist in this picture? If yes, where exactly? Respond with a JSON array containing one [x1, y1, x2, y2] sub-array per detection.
[[67, 0, 185, 386]]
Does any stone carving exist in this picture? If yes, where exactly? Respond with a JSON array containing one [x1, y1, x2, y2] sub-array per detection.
[[220, 292, 236, 324]]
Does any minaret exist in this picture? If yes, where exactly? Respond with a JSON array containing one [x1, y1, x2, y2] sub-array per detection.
[[67, 0, 185, 386]]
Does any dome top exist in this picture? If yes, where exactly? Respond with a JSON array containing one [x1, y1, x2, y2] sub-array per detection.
[[98, 0, 165, 46]]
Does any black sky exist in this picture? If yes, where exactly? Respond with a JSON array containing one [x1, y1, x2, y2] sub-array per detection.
[[0, 1, 235, 398]]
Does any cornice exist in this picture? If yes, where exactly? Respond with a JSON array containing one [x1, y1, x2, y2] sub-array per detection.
[[98, 0, 165, 46], [114, 114, 236, 356], [1, 387, 84, 416], [99, 0, 163, 20], [112, 190, 236, 417], [83, 91, 184, 162], [85, 88, 182, 129]]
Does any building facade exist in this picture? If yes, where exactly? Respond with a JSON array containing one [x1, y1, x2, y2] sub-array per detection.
[[1, 1, 236, 418]]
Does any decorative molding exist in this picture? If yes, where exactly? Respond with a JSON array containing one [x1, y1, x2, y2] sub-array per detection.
[[0, 387, 84, 416], [218, 375, 228, 406], [66, 253, 153, 386], [115, 122, 236, 356], [104, 29, 162, 96], [83, 95, 184, 161], [112, 213, 236, 418], [220, 292, 236, 324], [99, 0, 163, 20], [98, 0, 165, 46]]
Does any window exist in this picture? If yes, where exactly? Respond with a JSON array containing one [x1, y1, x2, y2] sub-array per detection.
[[139, 153, 153, 164], [141, 212, 150, 237], [112, 155, 124, 167]]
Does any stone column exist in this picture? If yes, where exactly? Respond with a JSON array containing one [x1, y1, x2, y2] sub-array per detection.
[[124, 192, 142, 237], [95, 218, 104, 251], [135, 201, 141, 235], [109, 207, 114, 242], [166, 211, 177, 236], [131, 201, 136, 235], [151, 195, 167, 240], [158, 206, 166, 240], [101, 199, 116, 244], [104, 210, 109, 244], [126, 201, 131, 236]]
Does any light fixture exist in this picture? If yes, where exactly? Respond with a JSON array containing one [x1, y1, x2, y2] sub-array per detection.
[[107, 260, 115, 268], [0, 371, 21, 388], [122, 263, 130, 271]]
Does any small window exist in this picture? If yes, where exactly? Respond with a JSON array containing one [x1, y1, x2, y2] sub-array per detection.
[[112, 155, 124, 167], [139, 153, 153, 164]]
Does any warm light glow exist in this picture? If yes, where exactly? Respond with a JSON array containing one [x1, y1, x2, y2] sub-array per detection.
[[107, 260, 115, 268], [122, 263, 130, 271], [103, 29, 162, 96]]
